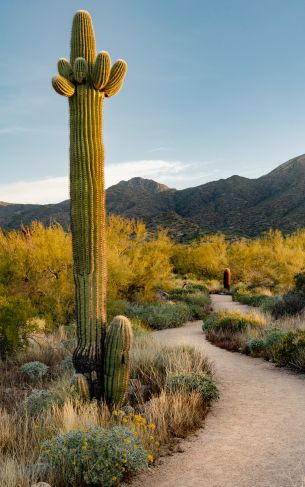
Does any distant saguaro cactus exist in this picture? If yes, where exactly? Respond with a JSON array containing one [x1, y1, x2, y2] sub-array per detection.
[[52, 10, 130, 404], [223, 268, 231, 292]]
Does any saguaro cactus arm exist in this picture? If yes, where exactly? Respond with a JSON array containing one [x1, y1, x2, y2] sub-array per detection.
[[103, 60, 128, 97], [52, 75, 75, 97], [92, 52, 111, 89]]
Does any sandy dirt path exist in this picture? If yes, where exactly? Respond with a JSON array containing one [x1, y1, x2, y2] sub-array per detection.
[[129, 294, 305, 487]]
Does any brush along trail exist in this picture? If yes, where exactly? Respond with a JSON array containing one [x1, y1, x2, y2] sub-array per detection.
[[129, 294, 305, 487]]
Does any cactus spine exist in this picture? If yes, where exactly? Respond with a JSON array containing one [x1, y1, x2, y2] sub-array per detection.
[[52, 10, 129, 402], [224, 268, 231, 292], [104, 316, 133, 407]]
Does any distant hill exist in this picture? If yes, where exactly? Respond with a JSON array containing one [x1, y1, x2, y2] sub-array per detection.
[[2, 154, 305, 241]]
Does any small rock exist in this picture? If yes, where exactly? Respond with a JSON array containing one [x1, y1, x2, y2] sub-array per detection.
[[31, 483, 52, 487]]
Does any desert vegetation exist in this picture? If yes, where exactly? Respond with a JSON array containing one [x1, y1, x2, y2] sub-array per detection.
[[0, 9, 219, 486], [203, 306, 305, 372], [2, 8, 305, 486], [203, 284, 305, 373], [0, 322, 218, 486]]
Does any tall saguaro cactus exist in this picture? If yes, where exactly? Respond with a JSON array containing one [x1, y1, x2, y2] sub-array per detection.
[[52, 10, 128, 401]]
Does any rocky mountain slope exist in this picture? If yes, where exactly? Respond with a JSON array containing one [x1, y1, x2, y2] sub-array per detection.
[[2, 154, 305, 241]]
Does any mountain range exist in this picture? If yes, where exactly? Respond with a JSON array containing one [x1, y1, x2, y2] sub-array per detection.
[[2, 154, 305, 241]]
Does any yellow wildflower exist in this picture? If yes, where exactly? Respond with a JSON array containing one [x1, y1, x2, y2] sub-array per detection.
[[147, 454, 154, 463], [148, 423, 156, 430]]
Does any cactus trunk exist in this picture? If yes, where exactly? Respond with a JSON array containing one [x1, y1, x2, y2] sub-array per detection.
[[52, 10, 128, 402], [70, 87, 107, 391]]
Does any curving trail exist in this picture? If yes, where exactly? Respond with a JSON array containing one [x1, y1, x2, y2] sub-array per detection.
[[129, 295, 305, 487]]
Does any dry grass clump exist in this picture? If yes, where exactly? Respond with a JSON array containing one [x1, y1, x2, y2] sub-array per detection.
[[130, 333, 213, 395], [143, 390, 207, 444], [18, 326, 71, 366], [45, 398, 110, 434], [0, 327, 218, 486], [203, 309, 269, 352], [0, 458, 35, 487], [275, 313, 305, 332]]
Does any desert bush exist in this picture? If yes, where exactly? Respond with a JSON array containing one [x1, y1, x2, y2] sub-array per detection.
[[167, 285, 211, 321], [172, 229, 305, 292], [40, 425, 148, 487], [0, 223, 74, 329], [171, 234, 228, 279], [166, 373, 219, 402], [232, 287, 274, 308], [58, 356, 74, 373], [130, 334, 213, 395], [264, 327, 286, 348], [0, 218, 173, 338], [107, 216, 172, 302], [271, 330, 305, 369], [202, 314, 218, 332], [20, 361, 49, 379], [247, 337, 265, 354], [125, 302, 191, 330], [205, 327, 250, 352], [259, 296, 282, 314], [203, 310, 267, 334], [247, 328, 285, 356], [0, 296, 37, 357], [203, 310, 268, 353], [269, 293, 305, 318], [107, 299, 129, 322], [24, 389, 61, 417], [0, 329, 218, 487], [168, 283, 208, 299], [294, 270, 305, 295]]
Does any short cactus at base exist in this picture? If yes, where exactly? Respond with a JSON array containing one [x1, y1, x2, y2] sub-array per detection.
[[104, 316, 133, 408]]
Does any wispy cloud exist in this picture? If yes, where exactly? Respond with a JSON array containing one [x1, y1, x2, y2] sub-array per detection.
[[0, 127, 34, 135], [0, 159, 224, 204], [147, 147, 175, 153]]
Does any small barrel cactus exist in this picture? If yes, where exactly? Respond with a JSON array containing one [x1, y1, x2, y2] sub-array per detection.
[[223, 268, 231, 292], [104, 316, 133, 408]]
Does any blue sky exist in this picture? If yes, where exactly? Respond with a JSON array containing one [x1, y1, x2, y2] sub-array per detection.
[[1, 0, 305, 203]]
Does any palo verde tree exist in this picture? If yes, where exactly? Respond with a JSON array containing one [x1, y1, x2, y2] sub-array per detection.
[[52, 10, 131, 405]]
